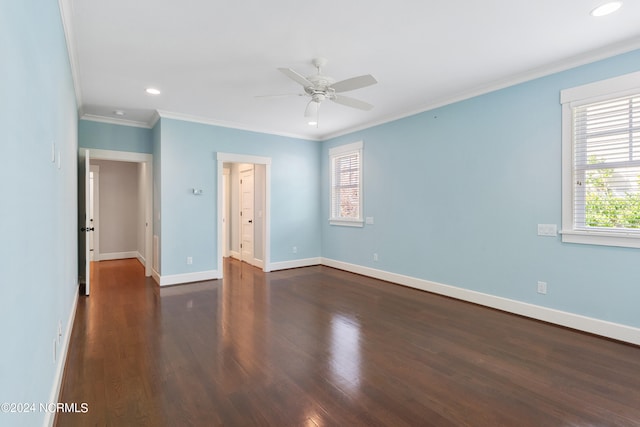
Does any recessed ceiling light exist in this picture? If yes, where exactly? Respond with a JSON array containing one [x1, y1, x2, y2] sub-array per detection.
[[308, 121, 318, 126], [113, 110, 125, 116], [145, 87, 161, 95], [590, 1, 622, 17]]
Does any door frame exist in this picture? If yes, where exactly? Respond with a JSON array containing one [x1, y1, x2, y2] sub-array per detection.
[[217, 153, 271, 275], [80, 148, 153, 277], [222, 167, 230, 258]]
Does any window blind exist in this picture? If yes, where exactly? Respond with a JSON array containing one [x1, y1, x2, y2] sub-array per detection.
[[331, 151, 361, 220], [573, 93, 640, 231]]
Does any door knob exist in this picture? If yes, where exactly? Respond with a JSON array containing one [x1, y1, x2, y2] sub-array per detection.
[[248, 220, 253, 223]]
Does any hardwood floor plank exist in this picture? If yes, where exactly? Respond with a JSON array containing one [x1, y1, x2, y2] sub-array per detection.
[[55, 258, 640, 426]]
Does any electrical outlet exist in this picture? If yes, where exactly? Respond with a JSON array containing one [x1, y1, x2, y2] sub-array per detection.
[[187, 257, 193, 265], [58, 320, 62, 343], [537, 281, 547, 294], [373, 253, 379, 262], [292, 246, 297, 254]]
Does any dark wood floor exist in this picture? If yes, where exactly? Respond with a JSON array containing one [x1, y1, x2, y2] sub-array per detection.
[[56, 258, 640, 426]]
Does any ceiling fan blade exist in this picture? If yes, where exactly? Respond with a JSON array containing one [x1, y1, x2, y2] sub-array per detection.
[[331, 95, 374, 111], [330, 74, 377, 93], [278, 68, 313, 88]]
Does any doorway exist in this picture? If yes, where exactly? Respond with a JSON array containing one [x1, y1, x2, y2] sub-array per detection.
[[217, 153, 271, 276], [79, 148, 153, 295], [90, 159, 144, 263]]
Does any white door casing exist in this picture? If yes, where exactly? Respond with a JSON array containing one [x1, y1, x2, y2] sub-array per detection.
[[222, 168, 230, 257], [80, 148, 153, 278], [216, 153, 271, 277]]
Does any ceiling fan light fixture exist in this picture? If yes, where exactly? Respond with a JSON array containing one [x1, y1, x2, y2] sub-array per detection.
[[305, 100, 320, 128], [590, 1, 622, 16], [145, 87, 161, 95]]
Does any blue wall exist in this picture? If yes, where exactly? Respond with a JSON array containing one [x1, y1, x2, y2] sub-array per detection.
[[0, 1, 78, 426], [322, 49, 640, 328], [157, 118, 322, 275], [79, 119, 153, 153], [76, 50, 640, 331]]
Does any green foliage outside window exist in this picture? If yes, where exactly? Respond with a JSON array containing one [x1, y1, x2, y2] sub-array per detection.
[[585, 156, 640, 229]]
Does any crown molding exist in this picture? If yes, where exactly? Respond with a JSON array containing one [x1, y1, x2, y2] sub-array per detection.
[[149, 110, 161, 128], [80, 113, 152, 129], [58, 0, 82, 108], [321, 38, 640, 141], [155, 110, 321, 141]]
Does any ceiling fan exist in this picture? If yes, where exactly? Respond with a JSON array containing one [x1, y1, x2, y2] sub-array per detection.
[[263, 58, 377, 126]]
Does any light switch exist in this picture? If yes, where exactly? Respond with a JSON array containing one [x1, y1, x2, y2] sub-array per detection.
[[366, 217, 374, 225], [537, 224, 557, 236]]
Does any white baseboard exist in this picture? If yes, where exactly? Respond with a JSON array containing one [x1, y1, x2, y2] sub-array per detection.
[[227, 252, 265, 270], [136, 251, 145, 266], [99, 251, 138, 261], [44, 285, 79, 427], [155, 270, 220, 287], [270, 257, 322, 271], [320, 257, 640, 346]]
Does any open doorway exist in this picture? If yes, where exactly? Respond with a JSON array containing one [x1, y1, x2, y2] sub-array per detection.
[[89, 159, 146, 265], [222, 163, 266, 268], [217, 153, 271, 276], [80, 148, 153, 289]]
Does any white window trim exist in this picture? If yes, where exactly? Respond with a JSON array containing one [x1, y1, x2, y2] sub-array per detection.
[[560, 70, 640, 249], [329, 141, 364, 227]]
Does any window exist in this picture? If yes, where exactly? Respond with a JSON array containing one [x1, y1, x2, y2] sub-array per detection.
[[561, 71, 640, 248], [329, 141, 363, 227]]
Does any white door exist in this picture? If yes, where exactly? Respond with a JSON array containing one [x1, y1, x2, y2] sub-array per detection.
[[78, 149, 92, 295], [89, 165, 100, 262], [240, 168, 254, 264], [89, 171, 95, 261]]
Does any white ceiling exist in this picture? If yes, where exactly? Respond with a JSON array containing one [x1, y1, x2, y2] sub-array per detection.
[[62, 0, 640, 140]]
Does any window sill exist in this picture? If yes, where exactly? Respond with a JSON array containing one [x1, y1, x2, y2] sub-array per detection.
[[561, 229, 640, 249], [329, 219, 364, 228]]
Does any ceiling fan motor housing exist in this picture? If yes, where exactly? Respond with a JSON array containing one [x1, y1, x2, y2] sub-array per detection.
[[304, 75, 336, 100]]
